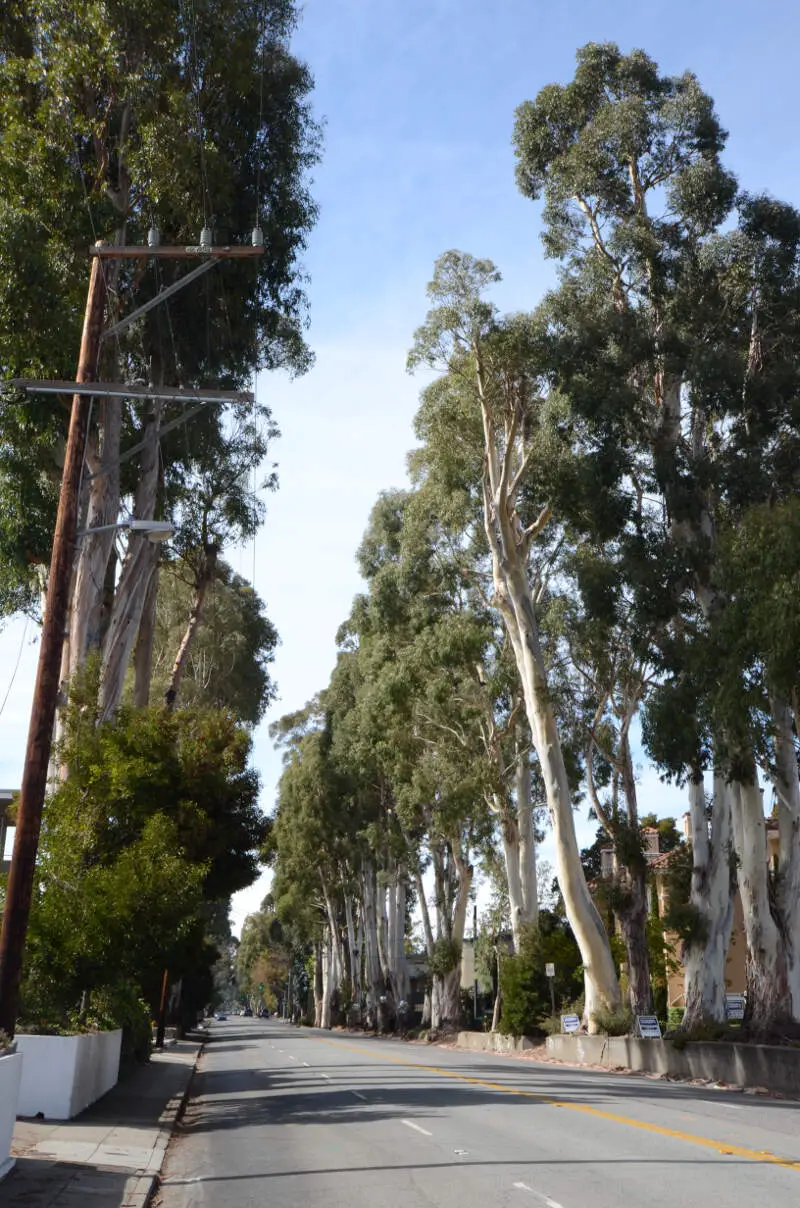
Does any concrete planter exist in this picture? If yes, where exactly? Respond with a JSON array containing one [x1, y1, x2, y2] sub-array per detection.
[[0, 1047, 23, 1181], [16, 1028, 122, 1119]]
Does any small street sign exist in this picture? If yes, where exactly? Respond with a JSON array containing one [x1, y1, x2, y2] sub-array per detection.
[[725, 994, 746, 1021], [636, 1015, 662, 1039], [545, 962, 555, 978], [561, 1013, 580, 1033]]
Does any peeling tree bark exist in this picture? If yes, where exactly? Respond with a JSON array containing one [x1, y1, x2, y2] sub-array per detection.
[[164, 545, 218, 710], [98, 400, 163, 721], [133, 564, 159, 708], [770, 696, 800, 1021], [730, 769, 791, 1029], [682, 772, 734, 1028], [69, 399, 122, 680]]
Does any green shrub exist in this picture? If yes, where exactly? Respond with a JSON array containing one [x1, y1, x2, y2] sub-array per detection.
[[590, 1003, 633, 1036], [667, 1006, 685, 1032], [84, 983, 152, 1067]]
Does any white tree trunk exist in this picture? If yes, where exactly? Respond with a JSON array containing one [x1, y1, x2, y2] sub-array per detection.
[[770, 696, 800, 1021], [343, 889, 361, 1011], [480, 439, 620, 1020], [413, 863, 436, 1029], [361, 861, 385, 1030], [730, 775, 791, 1027], [682, 773, 735, 1028], [320, 929, 334, 1030], [133, 564, 159, 708], [98, 401, 163, 721], [69, 399, 122, 680], [499, 741, 539, 952], [393, 871, 409, 1003]]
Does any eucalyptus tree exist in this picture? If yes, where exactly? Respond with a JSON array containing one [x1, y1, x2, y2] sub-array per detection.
[[0, 0, 319, 714], [408, 256, 622, 1020], [145, 558, 277, 722], [512, 42, 800, 1027]]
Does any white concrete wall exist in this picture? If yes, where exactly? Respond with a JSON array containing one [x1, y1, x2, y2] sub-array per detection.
[[0, 1049, 23, 1181], [457, 1031, 538, 1053], [16, 1029, 122, 1119]]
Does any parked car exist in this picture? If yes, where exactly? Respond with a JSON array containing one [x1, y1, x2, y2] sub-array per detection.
[[243, 1006, 253, 1016], [214, 1012, 227, 1021]]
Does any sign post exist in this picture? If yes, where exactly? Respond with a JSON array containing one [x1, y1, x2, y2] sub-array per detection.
[[545, 962, 556, 1017]]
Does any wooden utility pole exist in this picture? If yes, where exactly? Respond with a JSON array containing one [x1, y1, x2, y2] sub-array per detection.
[[0, 249, 107, 1037]]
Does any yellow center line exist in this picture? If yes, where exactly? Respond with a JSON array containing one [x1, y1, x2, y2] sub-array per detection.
[[307, 1034, 800, 1173]]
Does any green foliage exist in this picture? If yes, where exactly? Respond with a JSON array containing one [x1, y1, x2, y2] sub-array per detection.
[[428, 938, 461, 979], [82, 984, 153, 1067], [590, 1002, 633, 1036], [498, 918, 583, 1037], [0, 0, 320, 617], [147, 559, 278, 724], [20, 697, 264, 1029]]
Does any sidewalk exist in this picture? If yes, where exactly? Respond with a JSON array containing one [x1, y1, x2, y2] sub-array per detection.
[[1, 1040, 201, 1208]]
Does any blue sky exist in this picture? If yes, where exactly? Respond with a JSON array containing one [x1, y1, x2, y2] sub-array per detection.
[[2, 0, 798, 930]]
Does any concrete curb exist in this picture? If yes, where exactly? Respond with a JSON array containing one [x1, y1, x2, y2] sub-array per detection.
[[125, 1042, 203, 1208]]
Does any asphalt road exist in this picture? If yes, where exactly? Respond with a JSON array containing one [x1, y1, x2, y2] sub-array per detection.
[[157, 1017, 800, 1208]]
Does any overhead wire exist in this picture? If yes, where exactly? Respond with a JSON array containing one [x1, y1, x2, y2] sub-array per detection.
[[0, 617, 30, 723]]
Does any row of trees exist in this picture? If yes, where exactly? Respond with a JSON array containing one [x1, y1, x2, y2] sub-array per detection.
[[0, 1, 319, 1046], [266, 43, 800, 1037]]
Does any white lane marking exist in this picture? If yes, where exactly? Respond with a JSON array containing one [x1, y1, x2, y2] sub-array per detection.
[[289, 1055, 298, 1061], [351, 1090, 367, 1101], [512, 1183, 564, 1208], [401, 1119, 433, 1137], [302, 1061, 310, 1067]]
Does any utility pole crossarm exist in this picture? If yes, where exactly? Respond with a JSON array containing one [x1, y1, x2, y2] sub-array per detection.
[[89, 244, 265, 259], [11, 381, 254, 406]]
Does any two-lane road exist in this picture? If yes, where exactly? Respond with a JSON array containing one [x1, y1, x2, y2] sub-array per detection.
[[157, 1018, 800, 1208]]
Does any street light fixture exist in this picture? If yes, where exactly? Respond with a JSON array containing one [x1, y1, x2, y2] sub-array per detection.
[[76, 518, 174, 543]]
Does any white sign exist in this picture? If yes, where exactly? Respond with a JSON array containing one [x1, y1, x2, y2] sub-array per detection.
[[561, 1013, 580, 1033], [636, 1015, 662, 1039], [545, 963, 555, 978], [725, 994, 746, 1021]]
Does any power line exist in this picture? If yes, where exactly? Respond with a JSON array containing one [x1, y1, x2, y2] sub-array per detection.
[[0, 618, 30, 723]]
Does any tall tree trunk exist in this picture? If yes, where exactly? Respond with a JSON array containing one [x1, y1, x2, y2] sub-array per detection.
[[730, 772, 791, 1029], [683, 772, 735, 1028], [343, 887, 361, 1012], [770, 696, 800, 1021], [481, 457, 620, 1020], [498, 736, 539, 952], [313, 940, 323, 1028], [69, 399, 122, 680], [133, 563, 159, 707], [164, 546, 218, 709], [361, 861, 385, 1031], [99, 400, 163, 720], [320, 929, 334, 1030], [392, 870, 409, 1004], [517, 735, 538, 930], [413, 862, 436, 1029], [618, 869, 651, 1016], [617, 730, 652, 1015]]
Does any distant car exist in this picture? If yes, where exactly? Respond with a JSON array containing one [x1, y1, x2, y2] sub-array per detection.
[[243, 1006, 253, 1016], [214, 1012, 227, 1021]]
